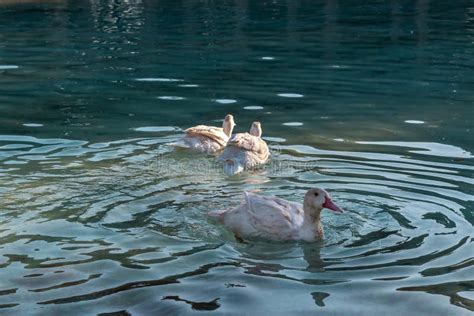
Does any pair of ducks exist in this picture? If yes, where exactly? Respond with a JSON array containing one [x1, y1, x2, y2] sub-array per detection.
[[172, 114, 269, 175], [171, 114, 344, 242]]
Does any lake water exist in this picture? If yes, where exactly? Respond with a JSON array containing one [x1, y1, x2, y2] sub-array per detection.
[[0, 0, 473, 314]]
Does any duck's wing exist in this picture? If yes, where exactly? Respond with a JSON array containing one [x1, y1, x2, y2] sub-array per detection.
[[228, 133, 260, 151], [243, 192, 302, 237], [185, 125, 228, 147], [255, 139, 270, 162], [228, 133, 269, 157]]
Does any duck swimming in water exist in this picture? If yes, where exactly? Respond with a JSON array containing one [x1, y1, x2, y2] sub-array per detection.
[[171, 114, 236, 154], [218, 122, 270, 175], [208, 188, 343, 242]]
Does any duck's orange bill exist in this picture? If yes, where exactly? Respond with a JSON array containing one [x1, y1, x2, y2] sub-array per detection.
[[323, 197, 344, 213]]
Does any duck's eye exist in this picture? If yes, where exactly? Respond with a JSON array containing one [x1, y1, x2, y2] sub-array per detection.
[[314, 192, 319, 197]]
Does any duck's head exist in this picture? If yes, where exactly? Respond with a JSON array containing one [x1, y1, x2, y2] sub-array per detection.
[[223, 114, 236, 137], [304, 188, 343, 219], [249, 121, 262, 137]]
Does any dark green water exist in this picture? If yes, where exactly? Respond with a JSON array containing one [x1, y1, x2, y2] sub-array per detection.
[[0, 0, 473, 314]]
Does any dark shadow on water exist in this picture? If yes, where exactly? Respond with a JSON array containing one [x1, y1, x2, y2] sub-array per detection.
[[398, 280, 474, 311], [37, 262, 238, 305], [162, 295, 220, 311], [0, 303, 19, 309], [344, 228, 400, 248], [311, 291, 330, 307], [225, 283, 246, 288], [97, 310, 132, 316]]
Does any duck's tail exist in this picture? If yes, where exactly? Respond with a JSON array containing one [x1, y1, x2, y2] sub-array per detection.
[[222, 159, 244, 175], [208, 209, 227, 223]]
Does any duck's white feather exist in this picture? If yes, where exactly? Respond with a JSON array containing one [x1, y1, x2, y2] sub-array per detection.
[[211, 192, 316, 241], [209, 188, 344, 242], [185, 125, 229, 147], [218, 133, 269, 174], [171, 125, 230, 154], [243, 192, 299, 239]]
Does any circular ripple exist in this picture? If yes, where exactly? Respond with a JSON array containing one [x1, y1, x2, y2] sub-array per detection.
[[0, 133, 471, 314]]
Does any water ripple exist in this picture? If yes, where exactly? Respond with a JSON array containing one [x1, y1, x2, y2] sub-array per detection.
[[1, 131, 471, 312]]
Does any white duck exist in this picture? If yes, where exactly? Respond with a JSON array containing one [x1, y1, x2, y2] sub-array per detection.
[[171, 114, 236, 154], [208, 188, 343, 242], [218, 122, 270, 175]]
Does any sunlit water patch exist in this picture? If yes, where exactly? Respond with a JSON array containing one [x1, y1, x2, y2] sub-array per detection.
[[22, 123, 44, 128], [214, 99, 237, 104], [132, 126, 178, 133], [405, 120, 425, 124], [244, 106, 264, 110], [283, 122, 304, 126], [135, 78, 184, 82], [157, 96, 185, 100], [0, 65, 19, 70], [277, 93, 304, 98]]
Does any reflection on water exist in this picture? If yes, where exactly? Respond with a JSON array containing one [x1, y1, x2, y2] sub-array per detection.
[[0, 0, 473, 314]]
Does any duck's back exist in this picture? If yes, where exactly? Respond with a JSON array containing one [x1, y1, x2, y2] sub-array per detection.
[[224, 192, 304, 241], [218, 133, 269, 173], [228, 133, 268, 156], [185, 125, 228, 146]]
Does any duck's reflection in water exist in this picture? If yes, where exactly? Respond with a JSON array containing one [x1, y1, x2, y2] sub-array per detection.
[[233, 241, 345, 307]]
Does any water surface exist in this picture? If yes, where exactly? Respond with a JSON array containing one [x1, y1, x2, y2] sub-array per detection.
[[0, 0, 473, 314]]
